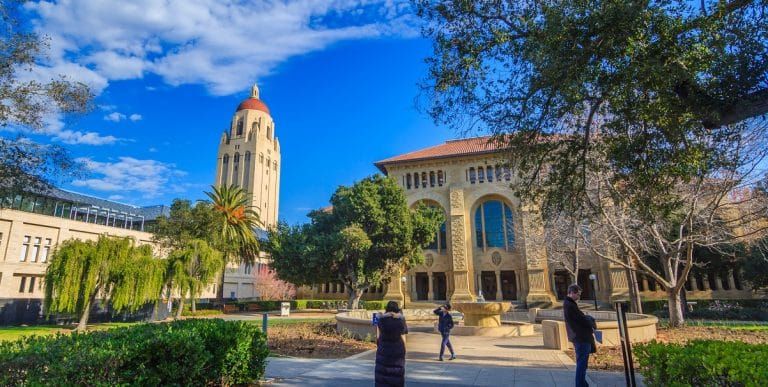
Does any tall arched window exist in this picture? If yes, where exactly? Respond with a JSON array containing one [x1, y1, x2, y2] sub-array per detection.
[[221, 154, 230, 186], [406, 173, 412, 189], [474, 199, 515, 250], [267, 126, 273, 140], [469, 168, 476, 184], [486, 166, 494, 182], [478, 167, 485, 183], [243, 152, 251, 189], [232, 153, 240, 186], [429, 171, 436, 187], [236, 119, 244, 136]]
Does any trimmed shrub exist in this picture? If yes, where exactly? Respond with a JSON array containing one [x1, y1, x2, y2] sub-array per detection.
[[0, 319, 269, 386], [635, 340, 768, 387], [649, 299, 768, 321], [360, 300, 387, 310]]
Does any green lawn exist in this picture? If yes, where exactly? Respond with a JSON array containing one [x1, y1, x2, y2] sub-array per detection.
[[0, 322, 139, 342]]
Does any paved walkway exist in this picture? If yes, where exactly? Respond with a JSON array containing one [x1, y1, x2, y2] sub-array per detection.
[[265, 328, 637, 386]]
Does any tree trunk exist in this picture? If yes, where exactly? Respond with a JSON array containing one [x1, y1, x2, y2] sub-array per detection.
[[347, 287, 363, 310], [77, 293, 97, 332], [627, 269, 643, 314], [191, 297, 197, 313], [175, 297, 185, 319], [667, 288, 685, 327], [216, 269, 226, 305]]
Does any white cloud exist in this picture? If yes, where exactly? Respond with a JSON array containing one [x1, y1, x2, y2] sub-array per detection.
[[25, 0, 417, 96], [129, 113, 142, 121], [148, 147, 158, 152], [104, 112, 126, 122], [54, 130, 119, 145], [72, 156, 187, 198], [108, 195, 125, 201]]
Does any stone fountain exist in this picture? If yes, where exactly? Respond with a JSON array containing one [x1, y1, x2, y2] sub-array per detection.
[[450, 301, 534, 337]]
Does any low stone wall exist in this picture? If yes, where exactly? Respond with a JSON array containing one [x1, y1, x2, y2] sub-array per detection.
[[540, 311, 658, 350], [335, 309, 440, 340]]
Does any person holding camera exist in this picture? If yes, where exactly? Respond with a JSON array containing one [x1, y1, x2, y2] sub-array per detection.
[[433, 304, 456, 361]]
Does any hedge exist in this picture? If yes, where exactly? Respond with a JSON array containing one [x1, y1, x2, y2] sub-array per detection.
[[0, 319, 269, 386], [645, 299, 768, 321], [635, 340, 768, 387]]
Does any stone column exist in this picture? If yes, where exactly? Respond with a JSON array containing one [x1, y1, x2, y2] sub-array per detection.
[[702, 274, 711, 290], [727, 270, 737, 291], [714, 273, 724, 291], [382, 268, 405, 303], [495, 270, 503, 301], [428, 272, 435, 301], [689, 275, 698, 291], [641, 277, 649, 293], [448, 188, 474, 302], [519, 204, 558, 307]]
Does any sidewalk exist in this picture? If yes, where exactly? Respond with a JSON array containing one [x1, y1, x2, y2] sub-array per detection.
[[265, 330, 638, 386]]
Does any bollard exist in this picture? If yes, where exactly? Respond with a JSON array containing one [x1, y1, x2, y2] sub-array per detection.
[[262, 313, 268, 336], [615, 301, 637, 387]]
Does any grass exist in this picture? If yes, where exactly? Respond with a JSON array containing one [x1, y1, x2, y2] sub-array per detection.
[[251, 317, 335, 327], [0, 322, 139, 342]]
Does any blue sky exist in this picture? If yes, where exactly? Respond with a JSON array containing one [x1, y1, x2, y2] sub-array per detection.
[[10, 0, 463, 225]]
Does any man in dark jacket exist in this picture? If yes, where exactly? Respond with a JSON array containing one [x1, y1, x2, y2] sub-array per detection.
[[564, 284, 595, 387], [433, 304, 455, 361]]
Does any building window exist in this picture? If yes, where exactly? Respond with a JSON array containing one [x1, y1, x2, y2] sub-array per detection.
[[243, 152, 251, 189], [414, 172, 420, 188], [31, 237, 41, 262], [20, 236, 30, 262], [495, 165, 502, 181], [421, 172, 427, 188], [28, 277, 36, 293], [437, 171, 445, 186], [233, 153, 241, 187], [221, 154, 230, 186], [478, 167, 485, 183], [244, 263, 252, 275], [486, 166, 494, 182], [267, 126, 273, 140], [236, 119, 244, 136], [503, 166, 511, 181], [469, 168, 476, 184], [18, 276, 26, 293], [406, 173, 412, 189], [429, 171, 436, 187], [474, 200, 515, 250], [41, 239, 51, 263]]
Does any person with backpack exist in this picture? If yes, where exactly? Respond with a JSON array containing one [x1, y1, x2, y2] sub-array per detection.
[[433, 304, 456, 361]]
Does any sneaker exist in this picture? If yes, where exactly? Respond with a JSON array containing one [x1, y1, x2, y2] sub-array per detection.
[[449, 355, 456, 360], [438, 357, 444, 361]]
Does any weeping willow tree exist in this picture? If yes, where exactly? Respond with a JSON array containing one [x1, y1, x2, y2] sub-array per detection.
[[166, 239, 223, 318], [44, 236, 166, 331]]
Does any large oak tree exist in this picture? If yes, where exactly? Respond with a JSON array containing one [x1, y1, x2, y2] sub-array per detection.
[[267, 175, 444, 309]]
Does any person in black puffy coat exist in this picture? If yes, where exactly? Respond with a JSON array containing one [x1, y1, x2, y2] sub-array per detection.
[[375, 301, 408, 387]]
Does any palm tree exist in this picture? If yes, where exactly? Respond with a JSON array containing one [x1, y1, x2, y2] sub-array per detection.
[[205, 184, 260, 302]]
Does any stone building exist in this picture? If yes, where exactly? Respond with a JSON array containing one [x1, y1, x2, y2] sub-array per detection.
[[214, 83, 282, 298], [303, 136, 755, 306]]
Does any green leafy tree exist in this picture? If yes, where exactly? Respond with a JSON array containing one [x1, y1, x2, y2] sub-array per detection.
[[166, 239, 223, 318], [742, 240, 768, 290], [416, 0, 768, 326], [44, 236, 166, 331], [206, 184, 260, 301], [267, 175, 444, 309], [0, 1, 92, 202]]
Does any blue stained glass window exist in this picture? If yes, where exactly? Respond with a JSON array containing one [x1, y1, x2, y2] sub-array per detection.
[[504, 205, 515, 248], [483, 201, 504, 247], [475, 208, 483, 247], [439, 222, 447, 250]]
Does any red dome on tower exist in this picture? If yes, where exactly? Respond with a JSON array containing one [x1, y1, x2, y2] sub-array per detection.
[[235, 83, 270, 114], [236, 98, 270, 114]]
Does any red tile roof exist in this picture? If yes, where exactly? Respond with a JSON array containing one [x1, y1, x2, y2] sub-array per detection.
[[236, 97, 270, 114], [375, 136, 504, 172]]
